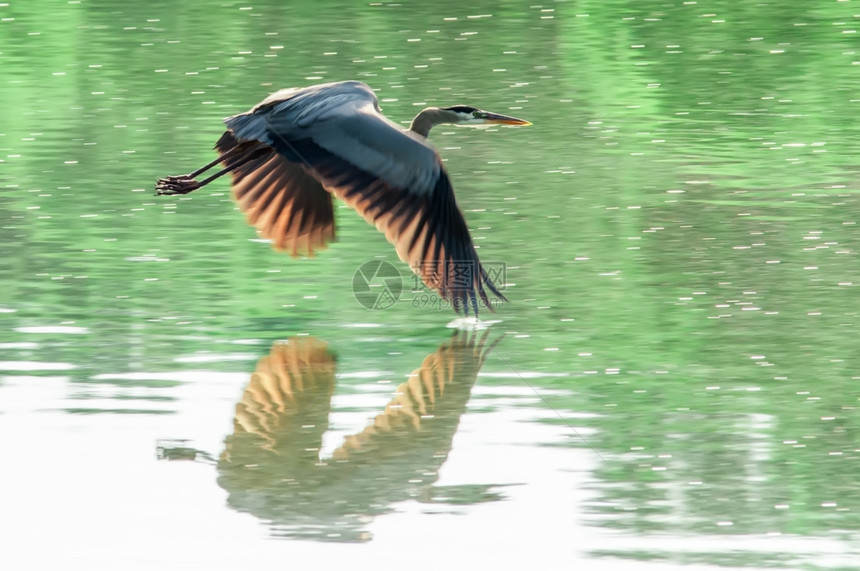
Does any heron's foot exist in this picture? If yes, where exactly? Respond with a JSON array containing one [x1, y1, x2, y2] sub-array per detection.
[[155, 175, 200, 196]]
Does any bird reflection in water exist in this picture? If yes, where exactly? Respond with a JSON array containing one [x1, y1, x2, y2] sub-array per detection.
[[158, 330, 505, 542]]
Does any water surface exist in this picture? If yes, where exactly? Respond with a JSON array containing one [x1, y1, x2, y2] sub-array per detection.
[[2, 1, 860, 569]]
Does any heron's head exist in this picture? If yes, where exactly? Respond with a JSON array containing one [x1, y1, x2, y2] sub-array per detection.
[[440, 105, 531, 127]]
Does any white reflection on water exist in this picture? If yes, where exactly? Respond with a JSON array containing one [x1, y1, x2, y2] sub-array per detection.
[[174, 353, 258, 363], [0, 361, 76, 371], [14, 326, 90, 334], [0, 342, 38, 349], [91, 371, 240, 383], [2, 361, 859, 570]]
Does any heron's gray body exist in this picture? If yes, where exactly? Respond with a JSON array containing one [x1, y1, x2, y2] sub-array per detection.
[[225, 81, 440, 194]]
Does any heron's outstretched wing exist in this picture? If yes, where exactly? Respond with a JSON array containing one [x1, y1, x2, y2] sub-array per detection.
[[215, 131, 334, 257], [224, 81, 505, 314]]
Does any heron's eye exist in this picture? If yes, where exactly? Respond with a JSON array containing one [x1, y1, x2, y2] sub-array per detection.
[[473, 111, 481, 118]]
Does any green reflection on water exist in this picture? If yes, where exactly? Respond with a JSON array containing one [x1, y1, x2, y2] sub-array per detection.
[[2, 0, 860, 567]]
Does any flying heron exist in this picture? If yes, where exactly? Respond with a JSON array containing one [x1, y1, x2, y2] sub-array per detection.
[[155, 80, 530, 315]]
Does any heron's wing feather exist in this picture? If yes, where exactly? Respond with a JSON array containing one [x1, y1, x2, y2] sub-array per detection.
[[215, 132, 335, 257], [265, 135, 505, 314], [223, 80, 504, 313], [242, 109, 441, 193]]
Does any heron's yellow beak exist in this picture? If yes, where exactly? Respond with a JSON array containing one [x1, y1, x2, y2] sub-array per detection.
[[482, 112, 531, 126]]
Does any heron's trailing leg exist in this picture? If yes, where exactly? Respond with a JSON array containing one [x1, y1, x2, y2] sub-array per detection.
[[155, 144, 264, 195]]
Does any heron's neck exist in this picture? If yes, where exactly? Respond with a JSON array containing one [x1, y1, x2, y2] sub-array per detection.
[[409, 107, 446, 137]]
